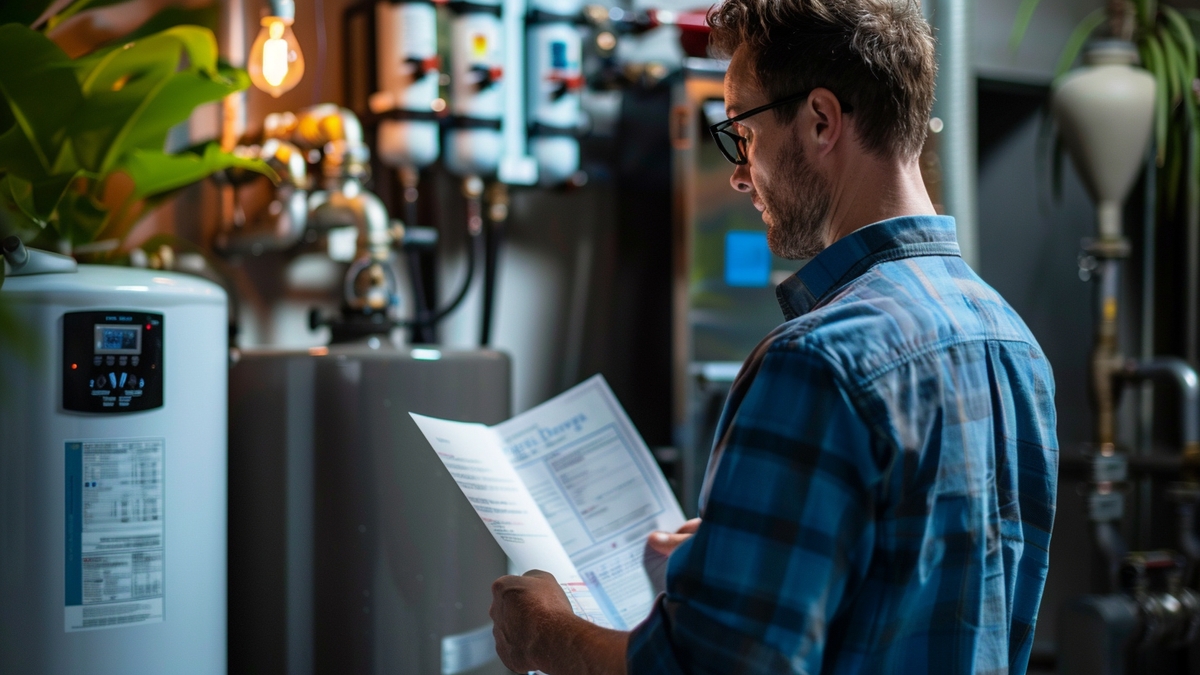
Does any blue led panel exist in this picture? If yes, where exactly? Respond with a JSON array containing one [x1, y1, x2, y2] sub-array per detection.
[[724, 230, 771, 287]]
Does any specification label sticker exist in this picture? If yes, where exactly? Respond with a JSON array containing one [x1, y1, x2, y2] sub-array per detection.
[[65, 438, 165, 632]]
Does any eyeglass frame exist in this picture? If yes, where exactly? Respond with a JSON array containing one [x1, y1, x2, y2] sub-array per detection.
[[708, 89, 854, 165]]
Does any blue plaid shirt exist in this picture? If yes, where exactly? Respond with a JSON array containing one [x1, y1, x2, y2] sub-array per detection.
[[628, 215, 1058, 674]]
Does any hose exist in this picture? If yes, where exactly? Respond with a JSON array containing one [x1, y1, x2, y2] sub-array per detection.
[[396, 226, 479, 328]]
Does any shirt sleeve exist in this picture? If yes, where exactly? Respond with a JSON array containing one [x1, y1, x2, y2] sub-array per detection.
[[627, 346, 881, 675]]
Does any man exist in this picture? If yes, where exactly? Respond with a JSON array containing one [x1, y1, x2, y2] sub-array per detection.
[[490, 0, 1058, 673]]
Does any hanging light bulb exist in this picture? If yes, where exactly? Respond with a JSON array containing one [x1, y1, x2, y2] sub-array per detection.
[[248, 0, 305, 98]]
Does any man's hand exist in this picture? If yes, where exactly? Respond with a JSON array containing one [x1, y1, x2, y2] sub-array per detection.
[[490, 570, 631, 675], [490, 570, 576, 673], [647, 518, 701, 556]]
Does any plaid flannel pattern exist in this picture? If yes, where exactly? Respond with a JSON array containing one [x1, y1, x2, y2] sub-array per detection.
[[628, 216, 1058, 675]]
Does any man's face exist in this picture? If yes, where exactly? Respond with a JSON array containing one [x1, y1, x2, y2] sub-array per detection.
[[724, 48, 832, 260]]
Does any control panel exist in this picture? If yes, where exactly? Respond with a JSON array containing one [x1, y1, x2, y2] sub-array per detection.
[[63, 311, 164, 413]]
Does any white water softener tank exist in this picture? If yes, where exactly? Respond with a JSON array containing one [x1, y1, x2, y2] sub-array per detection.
[[0, 245, 227, 674]]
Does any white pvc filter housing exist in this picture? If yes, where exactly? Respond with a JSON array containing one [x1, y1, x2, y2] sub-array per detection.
[[0, 266, 227, 675], [446, 7, 504, 175], [375, 1, 441, 168], [1051, 41, 1156, 239], [527, 21, 582, 184]]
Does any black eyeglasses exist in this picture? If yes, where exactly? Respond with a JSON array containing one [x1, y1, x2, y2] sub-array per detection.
[[708, 89, 853, 165]]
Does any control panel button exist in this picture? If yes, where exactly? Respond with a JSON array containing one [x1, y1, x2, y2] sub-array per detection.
[[119, 372, 128, 388], [93, 356, 101, 366], [119, 356, 128, 366], [108, 373, 117, 388], [139, 378, 145, 388], [132, 356, 139, 366], [105, 355, 115, 366]]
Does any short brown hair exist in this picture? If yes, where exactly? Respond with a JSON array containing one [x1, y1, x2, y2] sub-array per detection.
[[708, 0, 936, 160]]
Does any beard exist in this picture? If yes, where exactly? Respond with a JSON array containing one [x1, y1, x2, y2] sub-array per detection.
[[758, 135, 832, 260]]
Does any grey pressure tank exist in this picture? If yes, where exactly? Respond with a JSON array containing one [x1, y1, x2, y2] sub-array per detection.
[[227, 345, 510, 675]]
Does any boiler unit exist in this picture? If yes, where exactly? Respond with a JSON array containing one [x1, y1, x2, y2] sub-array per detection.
[[0, 240, 228, 674], [227, 345, 510, 675]]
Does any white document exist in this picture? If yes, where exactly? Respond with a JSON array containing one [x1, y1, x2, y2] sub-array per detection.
[[411, 375, 686, 630]]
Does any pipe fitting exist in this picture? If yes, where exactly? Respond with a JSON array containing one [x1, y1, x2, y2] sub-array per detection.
[[1122, 356, 1200, 450]]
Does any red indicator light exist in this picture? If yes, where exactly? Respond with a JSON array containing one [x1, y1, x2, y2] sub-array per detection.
[[145, 324, 152, 330], [71, 363, 77, 370]]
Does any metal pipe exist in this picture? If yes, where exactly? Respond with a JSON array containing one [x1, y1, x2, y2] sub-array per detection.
[[1093, 519, 1128, 593], [1177, 499, 1200, 585], [928, 0, 978, 269], [1122, 356, 1200, 458], [1093, 258, 1123, 451], [1138, 150, 1157, 549], [399, 166, 435, 344], [217, 139, 310, 255]]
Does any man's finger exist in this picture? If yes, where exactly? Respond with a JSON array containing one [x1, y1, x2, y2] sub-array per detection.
[[523, 569, 554, 580], [678, 518, 702, 534], [647, 531, 692, 555]]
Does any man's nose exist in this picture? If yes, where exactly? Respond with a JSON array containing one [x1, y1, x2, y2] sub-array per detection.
[[730, 164, 752, 193]]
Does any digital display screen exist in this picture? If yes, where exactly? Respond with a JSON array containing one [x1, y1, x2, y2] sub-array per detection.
[[93, 324, 142, 355]]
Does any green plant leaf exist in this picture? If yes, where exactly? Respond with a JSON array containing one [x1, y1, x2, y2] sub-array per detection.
[[0, 170, 77, 228], [0, 124, 52, 179], [1143, 33, 1170, 165], [117, 68, 247, 154], [1009, 0, 1043, 51], [116, 144, 276, 200], [68, 26, 236, 173], [1055, 8, 1108, 79], [1160, 27, 1184, 106], [1163, 6, 1197, 80], [0, 24, 83, 175], [3, 175, 39, 222], [52, 180, 111, 244], [1142, 0, 1158, 29]]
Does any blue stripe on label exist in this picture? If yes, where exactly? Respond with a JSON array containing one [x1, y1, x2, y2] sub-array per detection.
[[65, 442, 82, 607]]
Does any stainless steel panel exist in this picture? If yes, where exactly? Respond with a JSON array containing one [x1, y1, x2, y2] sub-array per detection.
[[229, 346, 510, 675]]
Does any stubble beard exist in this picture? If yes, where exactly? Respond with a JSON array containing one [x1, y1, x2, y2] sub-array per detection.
[[760, 136, 832, 260]]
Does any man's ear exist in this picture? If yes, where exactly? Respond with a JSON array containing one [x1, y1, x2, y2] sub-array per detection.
[[806, 88, 845, 157]]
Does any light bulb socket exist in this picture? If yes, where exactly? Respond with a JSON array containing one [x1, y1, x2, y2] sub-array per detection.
[[267, 0, 295, 22]]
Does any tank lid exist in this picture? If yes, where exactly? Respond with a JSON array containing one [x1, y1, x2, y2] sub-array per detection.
[[2, 238, 78, 277]]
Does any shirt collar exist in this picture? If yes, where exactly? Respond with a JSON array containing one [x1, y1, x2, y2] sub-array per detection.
[[775, 215, 961, 320]]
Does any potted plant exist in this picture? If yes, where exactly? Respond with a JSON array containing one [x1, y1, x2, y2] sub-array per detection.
[[0, 0, 274, 347], [0, 1, 276, 265]]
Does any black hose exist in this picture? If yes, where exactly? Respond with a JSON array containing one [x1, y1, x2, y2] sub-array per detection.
[[480, 217, 502, 346], [396, 227, 479, 329], [406, 248, 436, 342], [397, 168, 436, 343]]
